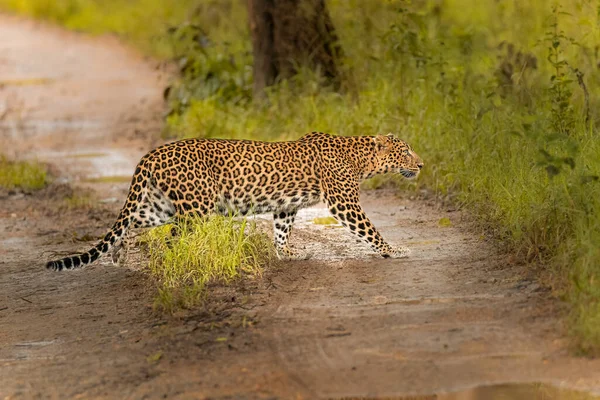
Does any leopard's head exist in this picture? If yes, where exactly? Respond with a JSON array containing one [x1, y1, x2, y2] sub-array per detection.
[[374, 133, 423, 179]]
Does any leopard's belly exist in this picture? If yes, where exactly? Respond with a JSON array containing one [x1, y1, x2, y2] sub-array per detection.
[[214, 185, 322, 215]]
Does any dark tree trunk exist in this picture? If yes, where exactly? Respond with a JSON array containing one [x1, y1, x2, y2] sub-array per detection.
[[248, 0, 344, 96]]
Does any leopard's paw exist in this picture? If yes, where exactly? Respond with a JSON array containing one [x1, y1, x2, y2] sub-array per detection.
[[276, 246, 312, 261], [110, 245, 122, 265], [381, 246, 411, 259], [392, 246, 411, 258]]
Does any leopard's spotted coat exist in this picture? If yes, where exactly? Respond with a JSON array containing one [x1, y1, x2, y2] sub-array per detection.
[[47, 132, 423, 271]]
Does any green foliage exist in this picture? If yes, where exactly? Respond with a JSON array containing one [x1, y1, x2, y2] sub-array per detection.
[[545, 5, 577, 136], [163, 22, 252, 123], [6, 0, 600, 353], [0, 155, 48, 190], [142, 216, 273, 312]]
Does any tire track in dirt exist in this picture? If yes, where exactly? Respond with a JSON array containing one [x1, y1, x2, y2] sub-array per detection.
[[1, 13, 599, 400]]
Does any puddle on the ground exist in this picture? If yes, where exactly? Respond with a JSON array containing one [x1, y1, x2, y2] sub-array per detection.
[[83, 175, 132, 184], [35, 148, 139, 178], [337, 383, 599, 400], [0, 120, 104, 132], [66, 152, 109, 159], [14, 340, 56, 347], [378, 294, 506, 306], [406, 240, 440, 246], [0, 77, 54, 87]]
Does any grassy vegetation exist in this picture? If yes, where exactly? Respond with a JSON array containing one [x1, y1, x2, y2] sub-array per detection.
[[4, 0, 600, 353], [142, 216, 272, 312], [0, 155, 48, 190]]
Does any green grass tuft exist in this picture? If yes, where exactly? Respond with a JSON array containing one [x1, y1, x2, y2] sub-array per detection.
[[438, 218, 452, 228], [142, 216, 273, 312], [0, 155, 48, 190], [313, 216, 338, 225]]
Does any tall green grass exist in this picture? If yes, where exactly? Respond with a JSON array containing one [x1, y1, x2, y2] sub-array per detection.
[[4, 0, 600, 353], [0, 155, 48, 190], [142, 216, 272, 312]]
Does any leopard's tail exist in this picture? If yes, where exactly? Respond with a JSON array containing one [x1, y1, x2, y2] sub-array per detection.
[[45, 157, 156, 272], [46, 208, 132, 271]]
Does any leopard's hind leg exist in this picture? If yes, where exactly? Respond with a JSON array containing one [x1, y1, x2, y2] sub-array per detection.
[[273, 209, 312, 260], [129, 183, 176, 229], [46, 160, 174, 270], [119, 178, 177, 263], [273, 209, 297, 259]]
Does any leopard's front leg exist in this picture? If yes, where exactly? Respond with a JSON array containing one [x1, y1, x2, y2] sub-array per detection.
[[324, 183, 410, 258]]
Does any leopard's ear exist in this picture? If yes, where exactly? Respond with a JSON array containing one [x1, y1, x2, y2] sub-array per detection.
[[386, 132, 395, 139], [374, 135, 393, 155]]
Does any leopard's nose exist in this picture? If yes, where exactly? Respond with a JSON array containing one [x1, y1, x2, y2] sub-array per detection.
[[417, 163, 424, 170]]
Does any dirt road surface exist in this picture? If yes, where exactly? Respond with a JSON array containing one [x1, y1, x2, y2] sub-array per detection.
[[1, 14, 600, 400]]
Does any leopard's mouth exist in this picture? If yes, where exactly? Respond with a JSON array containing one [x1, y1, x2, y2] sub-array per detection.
[[400, 169, 419, 179]]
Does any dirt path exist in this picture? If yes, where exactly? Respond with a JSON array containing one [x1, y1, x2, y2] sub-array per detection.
[[1, 14, 600, 400]]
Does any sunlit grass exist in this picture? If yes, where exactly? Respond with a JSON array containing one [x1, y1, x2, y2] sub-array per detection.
[[142, 216, 273, 312], [0, 155, 48, 190]]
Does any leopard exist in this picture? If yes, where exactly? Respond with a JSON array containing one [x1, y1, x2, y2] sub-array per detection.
[[46, 131, 423, 271]]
